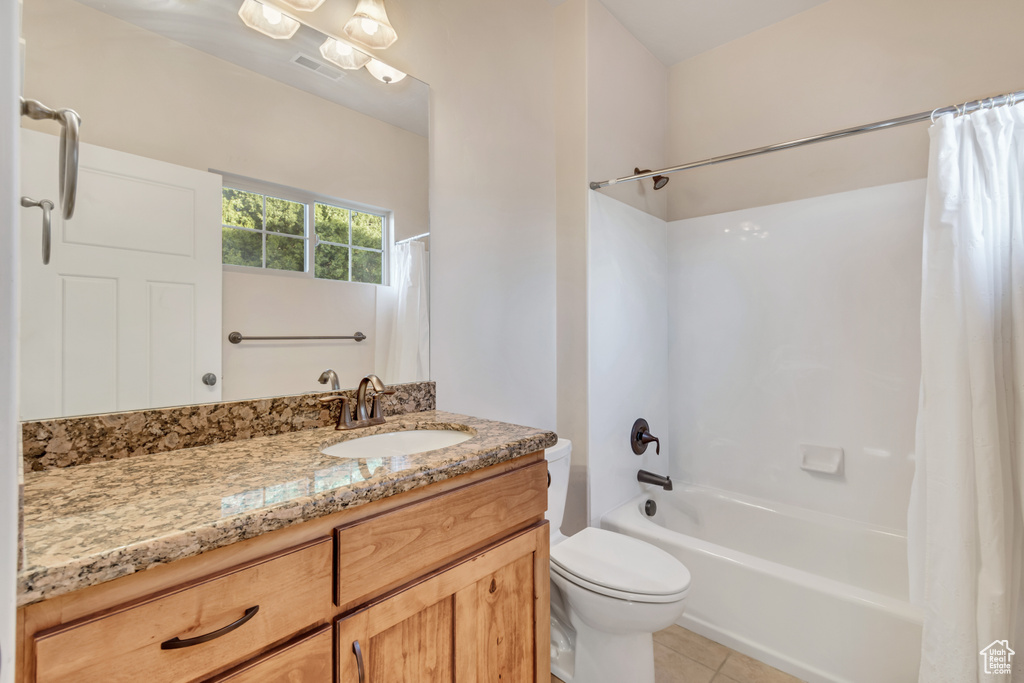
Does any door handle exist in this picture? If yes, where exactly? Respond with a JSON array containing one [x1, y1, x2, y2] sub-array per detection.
[[202, 373, 217, 386], [20, 196, 53, 265], [353, 640, 365, 683]]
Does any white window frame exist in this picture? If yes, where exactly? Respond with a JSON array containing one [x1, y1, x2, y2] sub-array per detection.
[[218, 171, 391, 286]]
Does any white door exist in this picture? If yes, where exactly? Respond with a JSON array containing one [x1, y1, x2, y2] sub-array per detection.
[[19, 129, 223, 420]]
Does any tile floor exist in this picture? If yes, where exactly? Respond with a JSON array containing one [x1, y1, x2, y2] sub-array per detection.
[[551, 625, 805, 683]]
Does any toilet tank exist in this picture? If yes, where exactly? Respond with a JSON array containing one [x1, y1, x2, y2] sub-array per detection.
[[545, 439, 572, 537]]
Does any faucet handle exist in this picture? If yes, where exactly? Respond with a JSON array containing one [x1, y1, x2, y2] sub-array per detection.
[[631, 418, 661, 455], [319, 395, 353, 430], [370, 390, 397, 419]]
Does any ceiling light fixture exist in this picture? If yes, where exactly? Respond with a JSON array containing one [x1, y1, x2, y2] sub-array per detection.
[[277, 0, 326, 10], [365, 59, 406, 84], [343, 0, 398, 50], [238, 0, 300, 39], [319, 37, 371, 70]]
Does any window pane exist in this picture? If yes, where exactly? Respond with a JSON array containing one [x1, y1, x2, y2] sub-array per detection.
[[352, 249, 383, 284], [222, 188, 263, 230], [315, 203, 349, 244], [316, 243, 349, 281], [352, 212, 383, 249], [222, 227, 262, 267], [266, 234, 304, 272], [265, 196, 305, 236]]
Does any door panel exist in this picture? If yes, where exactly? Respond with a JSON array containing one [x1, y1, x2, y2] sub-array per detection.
[[19, 128, 223, 419], [368, 598, 453, 683], [335, 525, 548, 683]]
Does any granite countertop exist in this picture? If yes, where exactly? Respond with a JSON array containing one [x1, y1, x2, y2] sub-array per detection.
[[18, 410, 557, 607]]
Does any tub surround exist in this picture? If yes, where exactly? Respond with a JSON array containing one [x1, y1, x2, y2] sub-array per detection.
[[21, 380, 435, 471], [18, 409, 556, 607]]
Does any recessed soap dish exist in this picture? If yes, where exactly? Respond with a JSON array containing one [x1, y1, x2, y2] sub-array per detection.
[[800, 444, 844, 476]]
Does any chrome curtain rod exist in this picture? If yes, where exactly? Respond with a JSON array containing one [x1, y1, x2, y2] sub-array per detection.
[[589, 88, 1024, 190]]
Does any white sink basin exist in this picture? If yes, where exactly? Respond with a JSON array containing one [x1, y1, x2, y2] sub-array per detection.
[[322, 429, 472, 459]]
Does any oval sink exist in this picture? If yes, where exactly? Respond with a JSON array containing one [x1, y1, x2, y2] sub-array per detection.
[[322, 429, 472, 459]]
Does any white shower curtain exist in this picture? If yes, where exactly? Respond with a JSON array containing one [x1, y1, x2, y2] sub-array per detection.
[[909, 102, 1024, 682], [382, 239, 429, 384]]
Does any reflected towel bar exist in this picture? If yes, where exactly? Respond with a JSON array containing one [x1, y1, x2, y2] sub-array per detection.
[[228, 331, 367, 344]]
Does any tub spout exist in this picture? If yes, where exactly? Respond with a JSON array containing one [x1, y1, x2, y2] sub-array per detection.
[[637, 469, 672, 491]]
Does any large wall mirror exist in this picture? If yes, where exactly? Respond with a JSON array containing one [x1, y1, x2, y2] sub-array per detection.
[[18, 0, 430, 421]]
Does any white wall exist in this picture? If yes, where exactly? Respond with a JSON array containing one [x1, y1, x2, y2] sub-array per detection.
[[667, 180, 924, 529], [586, 0, 668, 220], [221, 271, 379, 400], [0, 0, 19, 678], [587, 192, 669, 525], [666, 0, 1024, 220]]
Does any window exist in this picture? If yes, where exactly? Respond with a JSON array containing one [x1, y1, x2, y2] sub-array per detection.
[[220, 176, 388, 285]]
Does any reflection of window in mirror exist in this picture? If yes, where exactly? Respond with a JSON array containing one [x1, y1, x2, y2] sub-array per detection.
[[220, 174, 388, 286]]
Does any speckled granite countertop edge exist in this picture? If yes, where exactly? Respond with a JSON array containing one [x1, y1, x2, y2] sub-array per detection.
[[17, 413, 556, 607]]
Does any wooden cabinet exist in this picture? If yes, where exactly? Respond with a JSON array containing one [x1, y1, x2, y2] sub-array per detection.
[[335, 525, 549, 683], [17, 454, 550, 683], [33, 538, 333, 683], [205, 626, 333, 683]]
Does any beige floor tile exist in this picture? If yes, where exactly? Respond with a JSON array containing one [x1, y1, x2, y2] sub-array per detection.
[[655, 642, 717, 683], [710, 675, 742, 683], [552, 676, 566, 683], [654, 625, 731, 670], [718, 651, 806, 683]]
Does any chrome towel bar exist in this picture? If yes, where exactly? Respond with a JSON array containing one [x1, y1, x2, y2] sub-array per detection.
[[228, 331, 367, 344]]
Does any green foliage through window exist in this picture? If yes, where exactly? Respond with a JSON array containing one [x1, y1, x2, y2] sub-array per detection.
[[221, 184, 387, 285]]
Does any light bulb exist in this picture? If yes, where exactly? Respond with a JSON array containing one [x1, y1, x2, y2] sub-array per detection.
[[262, 4, 283, 24], [361, 17, 379, 35]]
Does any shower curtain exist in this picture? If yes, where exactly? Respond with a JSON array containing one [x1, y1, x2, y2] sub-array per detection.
[[909, 102, 1024, 682], [382, 239, 429, 384]]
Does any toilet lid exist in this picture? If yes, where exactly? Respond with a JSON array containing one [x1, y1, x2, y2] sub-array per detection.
[[550, 528, 691, 598]]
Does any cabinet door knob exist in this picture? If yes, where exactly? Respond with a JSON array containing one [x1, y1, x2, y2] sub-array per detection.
[[202, 373, 217, 386], [160, 605, 259, 649], [353, 640, 366, 683]]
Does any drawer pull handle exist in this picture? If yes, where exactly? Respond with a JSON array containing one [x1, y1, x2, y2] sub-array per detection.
[[160, 605, 259, 650], [353, 640, 365, 683]]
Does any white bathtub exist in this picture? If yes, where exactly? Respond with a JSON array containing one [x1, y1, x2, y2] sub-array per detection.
[[602, 486, 922, 683]]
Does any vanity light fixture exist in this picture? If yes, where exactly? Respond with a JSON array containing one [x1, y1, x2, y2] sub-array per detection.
[[320, 37, 371, 70], [343, 0, 398, 50], [365, 58, 406, 84], [238, 0, 300, 39], [277, 0, 326, 10]]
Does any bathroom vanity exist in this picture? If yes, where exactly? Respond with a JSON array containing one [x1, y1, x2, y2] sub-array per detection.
[[15, 405, 556, 682]]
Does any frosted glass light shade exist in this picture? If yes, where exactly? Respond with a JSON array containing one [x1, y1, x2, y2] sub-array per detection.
[[320, 38, 371, 70], [343, 0, 398, 50], [278, 0, 325, 10], [238, 0, 299, 39], [366, 58, 406, 84]]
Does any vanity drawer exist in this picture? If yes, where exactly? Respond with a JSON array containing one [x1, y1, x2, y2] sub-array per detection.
[[33, 538, 333, 683], [205, 625, 333, 683], [335, 459, 547, 608]]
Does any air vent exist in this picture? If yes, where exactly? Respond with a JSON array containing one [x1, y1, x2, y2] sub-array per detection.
[[290, 54, 344, 81]]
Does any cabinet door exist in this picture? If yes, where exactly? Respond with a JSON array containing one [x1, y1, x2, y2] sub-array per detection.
[[335, 524, 549, 683]]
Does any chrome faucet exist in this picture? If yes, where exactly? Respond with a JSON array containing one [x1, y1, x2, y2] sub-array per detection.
[[356, 373, 395, 422], [317, 369, 340, 391], [319, 373, 395, 430]]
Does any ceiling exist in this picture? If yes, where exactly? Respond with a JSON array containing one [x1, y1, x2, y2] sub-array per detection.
[[596, 0, 830, 66], [73, 0, 429, 136]]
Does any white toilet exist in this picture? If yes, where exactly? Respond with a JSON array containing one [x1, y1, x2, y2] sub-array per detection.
[[545, 439, 691, 683]]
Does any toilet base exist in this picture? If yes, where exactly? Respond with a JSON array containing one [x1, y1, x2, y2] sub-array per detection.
[[554, 614, 655, 683]]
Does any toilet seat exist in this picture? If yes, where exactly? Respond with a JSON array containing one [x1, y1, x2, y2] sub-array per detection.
[[550, 528, 690, 604]]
